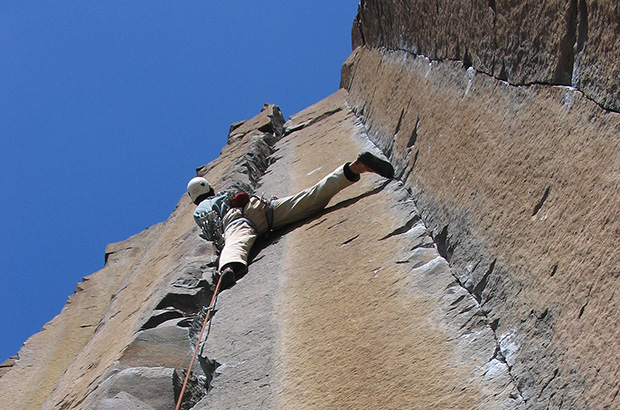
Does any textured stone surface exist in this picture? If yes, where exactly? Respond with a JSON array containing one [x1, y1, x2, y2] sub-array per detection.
[[97, 391, 157, 410], [0, 105, 286, 410], [3, 3, 619, 407], [352, 0, 620, 112], [190, 90, 522, 409], [0, 223, 165, 410], [344, 45, 620, 409], [119, 319, 194, 370], [92, 367, 177, 410]]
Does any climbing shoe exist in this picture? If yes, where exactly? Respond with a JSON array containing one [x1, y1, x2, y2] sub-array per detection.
[[219, 268, 236, 290], [358, 152, 394, 179]]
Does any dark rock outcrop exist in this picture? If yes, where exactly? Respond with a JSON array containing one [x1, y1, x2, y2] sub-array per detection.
[[352, 0, 620, 112]]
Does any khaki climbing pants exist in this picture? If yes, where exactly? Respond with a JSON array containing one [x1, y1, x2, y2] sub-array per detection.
[[219, 164, 357, 270]]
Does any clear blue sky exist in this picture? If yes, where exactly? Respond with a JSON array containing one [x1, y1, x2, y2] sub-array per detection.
[[0, 1, 359, 362]]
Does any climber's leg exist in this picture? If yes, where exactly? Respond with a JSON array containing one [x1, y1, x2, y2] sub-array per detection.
[[270, 163, 357, 230], [218, 221, 257, 272], [270, 152, 393, 230]]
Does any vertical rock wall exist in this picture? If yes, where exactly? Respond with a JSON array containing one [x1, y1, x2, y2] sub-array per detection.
[[2, 2, 619, 408], [1, 91, 534, 409], [192, 90, 524, 409], [352, 0, 620, 112], [0, 106, 286, 410], [343, 1, 620, 407]]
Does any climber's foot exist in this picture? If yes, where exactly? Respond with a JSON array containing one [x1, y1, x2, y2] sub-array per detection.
[[219, 267, 236, 290], [356, 152, 394, 178]]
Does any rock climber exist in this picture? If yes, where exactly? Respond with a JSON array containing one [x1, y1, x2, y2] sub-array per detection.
[[187, 152, 394, 289]]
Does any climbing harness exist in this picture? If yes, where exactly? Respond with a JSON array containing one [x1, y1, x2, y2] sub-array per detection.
[[224, 217, 258, 234], [196, 191, 264, 249], [174, 273, 223, 410]]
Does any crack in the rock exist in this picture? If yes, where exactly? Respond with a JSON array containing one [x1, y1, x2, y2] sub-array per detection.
[[379, 214, 421, 240], [550, 262, 559, 277], [433, 225, 454, 263], [381, 47, 618, 115], [328, 219, 348, 229], [140, 309, 185, 330], [407, 116, 420, 148], [340, 235, 360, 246], [284, 107, 343, 136], [472, 258, 496, 304], [305, 218, 327, 231], [450, 294, 467, 306], [390, 187, 528, 406], [394, 108, 405, 136], [540, 368, 560, 395], [173, 365, 218, 410], [532, 185, 551, 217], [577, 284, 593, 319], [155, 290, 209, 316], [553, 0, 579, 85]]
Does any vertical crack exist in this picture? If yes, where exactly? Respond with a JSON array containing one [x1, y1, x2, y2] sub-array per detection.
[[576, 0, 588, 54], [553, 0, 578, 85], [433, 225, 454, 263], [577, 284, 593, 319], [394, 109, 405, 136], [421, 221, 526, 405], [407, 116, 420, 148], [498, 60, 508, 82], [472, 259, 496, 304], [572, 0, 589, 88], [532, 185, 551, 217], [463, 47, 473, 69]]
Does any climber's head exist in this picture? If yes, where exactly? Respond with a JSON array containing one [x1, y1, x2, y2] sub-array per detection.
[[187, 176, 214, 205]]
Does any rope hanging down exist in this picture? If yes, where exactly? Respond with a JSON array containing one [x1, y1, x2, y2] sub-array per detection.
[[174, 273, 223, 410]]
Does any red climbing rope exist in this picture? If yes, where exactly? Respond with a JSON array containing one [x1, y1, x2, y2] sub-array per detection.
[[174, 273, 223, 410]]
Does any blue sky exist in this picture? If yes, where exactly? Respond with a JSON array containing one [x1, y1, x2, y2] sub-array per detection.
[[0, 1, 359, 362]]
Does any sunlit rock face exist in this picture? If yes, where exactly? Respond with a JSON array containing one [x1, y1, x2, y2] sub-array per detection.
[[351, 0, 620, 112], [345, 1, 620, 407], [2, 2, 620, 409]]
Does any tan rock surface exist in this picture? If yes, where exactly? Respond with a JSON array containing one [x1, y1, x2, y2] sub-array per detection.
[[344, 46, 620, 408], [0, 223, 164, 410], [276, 93, 482, 409], [193, 90, 520, 409], [3, 3, 619, 406]]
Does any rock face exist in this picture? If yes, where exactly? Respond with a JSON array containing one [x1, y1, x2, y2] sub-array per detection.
[[344, 1, 620, 408], [352, 0, 620, 112], [2, 2, 620, 409]]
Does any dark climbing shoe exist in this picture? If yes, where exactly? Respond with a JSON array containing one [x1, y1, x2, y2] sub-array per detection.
[[219, 268, 236, 290], [358, 152, 394, 179]]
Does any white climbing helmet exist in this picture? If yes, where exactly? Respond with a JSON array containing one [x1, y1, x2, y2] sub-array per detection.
[[187, 177, 212, 204]]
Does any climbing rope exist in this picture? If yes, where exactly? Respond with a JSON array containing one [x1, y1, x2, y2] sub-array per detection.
[[174, 273, 223, 410]]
